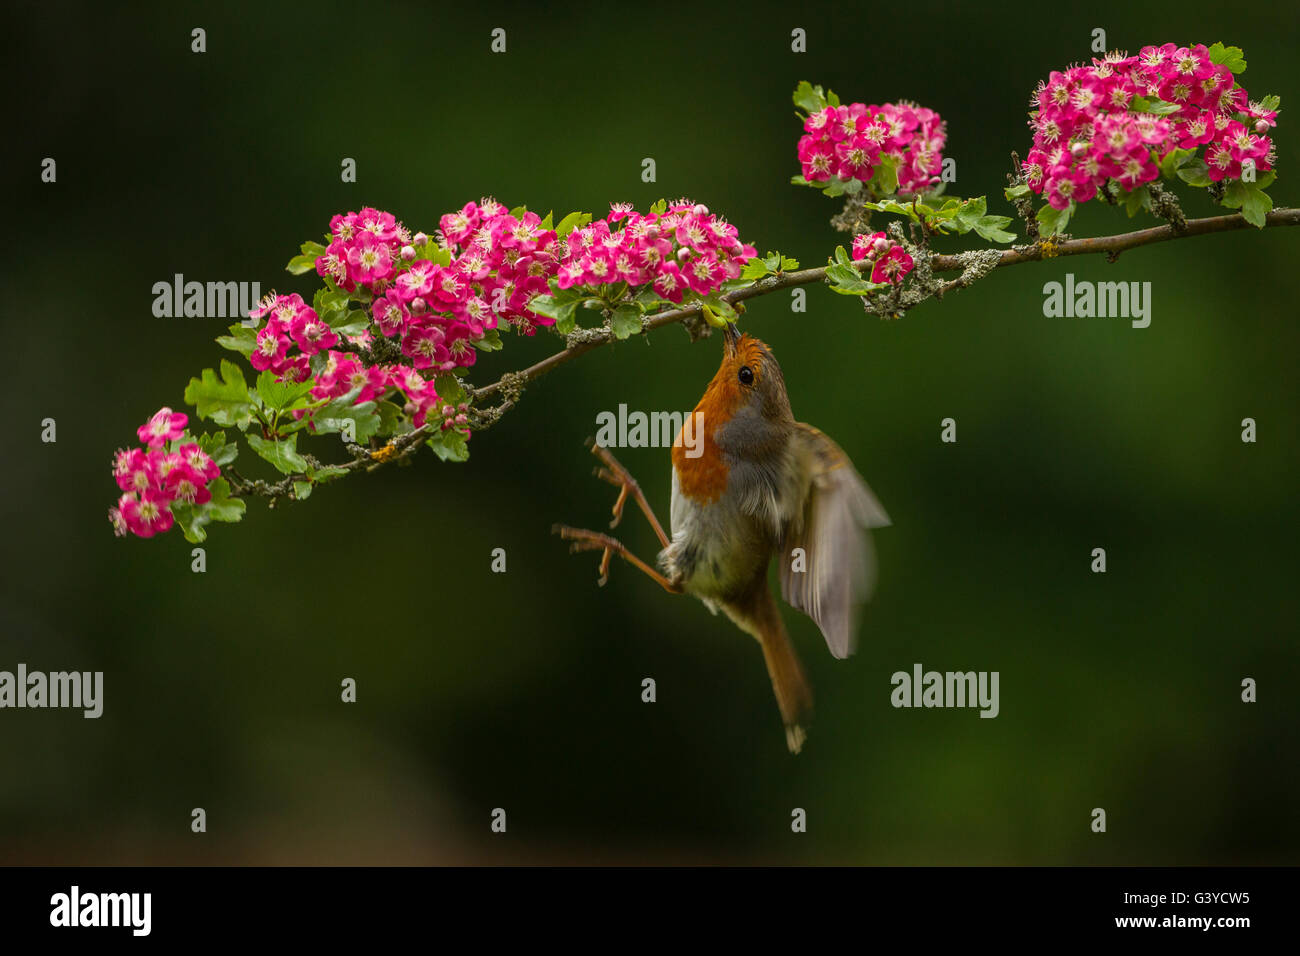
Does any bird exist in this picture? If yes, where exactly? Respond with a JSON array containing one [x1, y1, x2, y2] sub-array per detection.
[[554, 321, 890, 753]]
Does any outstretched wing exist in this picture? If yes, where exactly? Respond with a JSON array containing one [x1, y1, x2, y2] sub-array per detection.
[[779, 423, 890, 659]]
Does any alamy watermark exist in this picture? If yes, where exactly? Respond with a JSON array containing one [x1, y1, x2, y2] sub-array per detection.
[[1042, 273, 1151, 328], [0, 664, 103, 718], [594, 404, 704, 458], [891, 663, 999, 718], [152, 274, 262, 323]]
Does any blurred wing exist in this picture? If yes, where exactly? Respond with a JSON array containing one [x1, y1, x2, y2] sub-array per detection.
[[779, 423, 890, 659]]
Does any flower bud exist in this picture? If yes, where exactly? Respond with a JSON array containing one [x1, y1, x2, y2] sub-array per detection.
[[1070, 141, 1088, 158], [454, 413, 468, 425], [400, 244, 416, 261], [677, 247, 691, 262], [411, 297, 427, 313], [413, 232, 428, 245], [1255, 119, 1269, 134], [442, 405, 454, 417]]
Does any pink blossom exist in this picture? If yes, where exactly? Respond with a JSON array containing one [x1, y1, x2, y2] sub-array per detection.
[[137, 407, 188, 448]]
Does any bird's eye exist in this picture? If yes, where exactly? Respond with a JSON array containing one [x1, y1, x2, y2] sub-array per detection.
[[738, 365, 754, 386]]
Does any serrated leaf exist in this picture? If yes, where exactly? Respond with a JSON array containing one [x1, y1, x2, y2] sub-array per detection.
[[555, 211, 591, 238], [326, 310, 369, 338], [1207, 42, 1246, 74], [1122, 185, 1150, 217], [184, 360, 254, 430], [433, 373, 466, 405], [197, 430, 238, 467], [428, 428, 470, 463], [740, 259, 772, 280], [286, 253, 317, 275], [1005, 183, 1032, 200], [793, 81, 827, 114], [312, 395, 382, 444], [472, 328, 503, 351], [216, 323, 257, 356], [246, 433, 309, 474], [256, 370, 315, 413], [1036, 202, 1072, 236], [611, 304, 643, 339], [1176, 158, 1212, 187], [205, 477, 245, 522], [293, 481, 312, 500]]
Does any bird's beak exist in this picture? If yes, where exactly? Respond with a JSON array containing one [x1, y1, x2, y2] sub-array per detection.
[[722, 321, 741, 355]]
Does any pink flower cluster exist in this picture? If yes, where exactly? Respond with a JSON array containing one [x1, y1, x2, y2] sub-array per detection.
[[851, 232, 915, 284], [1023, 44, 1279, 209], [299, 200, 754, 427], [554, 201, 757, 304], [249, 292, 338, 383], [798, 101, 947, 195], [109, 408, 221, 538]]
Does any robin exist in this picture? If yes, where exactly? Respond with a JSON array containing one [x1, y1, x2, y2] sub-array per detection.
[[555, 322, 889, 753]]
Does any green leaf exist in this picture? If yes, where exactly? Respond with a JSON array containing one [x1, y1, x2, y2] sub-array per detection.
[[740, 259, 772, 280], [793, 81, 828, 114], [246, 433, 309, 474], [1207, 42, 1246, 74], [1258, 94, 1280, 114], [415, 243, 452, 267], [700, 293, 738, 321], [472, 328, 503, 351], [312, 393, 382, 444], [256, 370, 315, 413], [1121, 185, 1151, 218], [205, 477, 245, 522], [555, 211, 592, 238], [433, 373, 467, 406], [313, 288, 350, 321], [821, 177, 851, 198], [172, 476, 245, 542], [611, 304, 643, 340], [1132, 97, 1182, 117], [375, 400, 402, 437], [215, 323, 257, 357], [428, 427, 470, 463], [184, 360, 254, 430], [326, 310, 369, 338], [1158, 147, 1194, 179], [1004, 183, 1032, 200], [1036, 202, 1073, 237], [649, 199, 667, 216], [1176, 158, 1213, 188], [869, 157, 899, 196], [528, 293, 579, 332], [286, 253, 318, 275], [293, 481, 313, 501], [198, 430, 238, 467], [1223, 180, 1272, 228], [539, 211, 554, 231]]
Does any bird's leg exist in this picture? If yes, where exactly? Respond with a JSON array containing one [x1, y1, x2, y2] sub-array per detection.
[[552, 525, 682, 594], [586, 438, 671, 549]]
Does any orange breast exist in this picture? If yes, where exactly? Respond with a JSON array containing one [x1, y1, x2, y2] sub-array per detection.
[[672, 379, 738, 504]]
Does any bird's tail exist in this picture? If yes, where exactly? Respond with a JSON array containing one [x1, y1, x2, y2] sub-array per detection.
[[747, 587, 814, 754]]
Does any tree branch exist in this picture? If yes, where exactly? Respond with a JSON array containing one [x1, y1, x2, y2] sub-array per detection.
[[233, 207, 1299, 500], [477, 208, 1300, 400]]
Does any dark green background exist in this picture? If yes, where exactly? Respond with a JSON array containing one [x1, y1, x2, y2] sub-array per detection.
[[4, 0, 1296, 864]]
